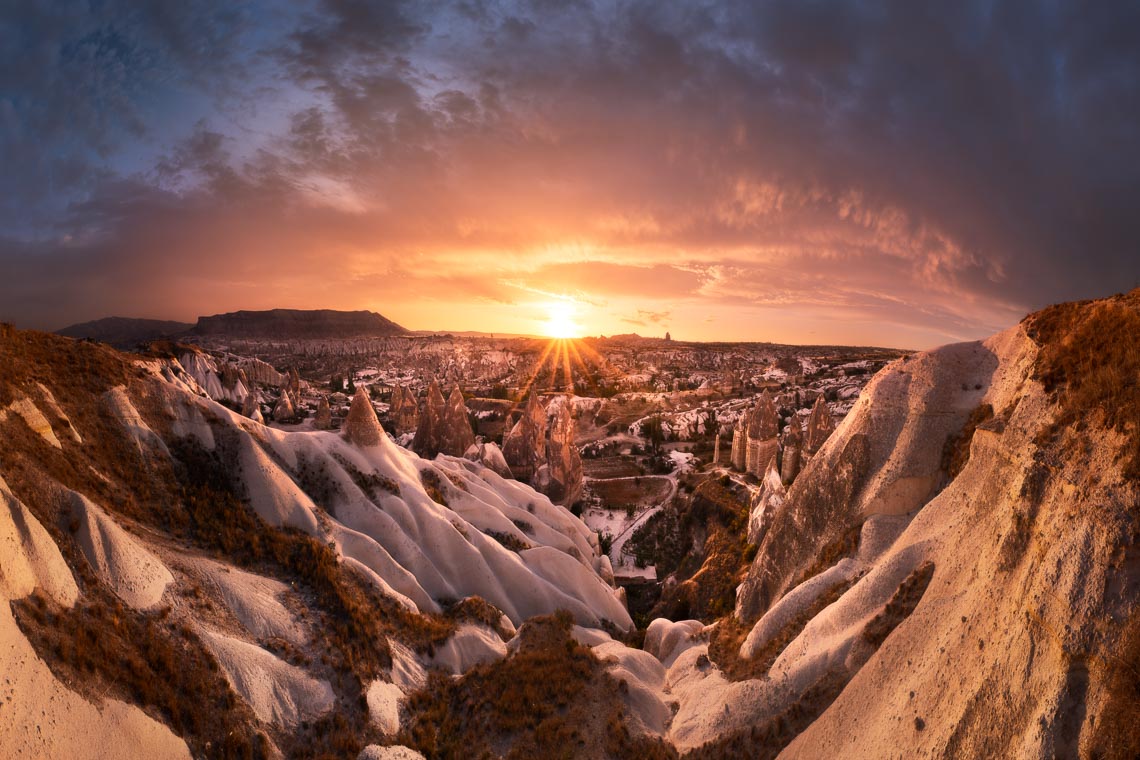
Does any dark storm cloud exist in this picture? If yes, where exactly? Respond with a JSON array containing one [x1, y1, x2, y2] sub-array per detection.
[[1, 0, 1138, 344]]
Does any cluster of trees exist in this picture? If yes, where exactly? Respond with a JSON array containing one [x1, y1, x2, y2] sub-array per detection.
[[329, 372, 357, 394]]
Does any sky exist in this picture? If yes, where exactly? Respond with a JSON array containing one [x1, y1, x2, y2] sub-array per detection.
[[2, 1, 1139, 348]]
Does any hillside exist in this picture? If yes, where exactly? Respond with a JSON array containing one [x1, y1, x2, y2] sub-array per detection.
[[193, 309, 409, 339], [681, 289, 1140, 757], [0, 326, 630, 758], [56, 317, 193, 348], [2, 289, 1139, 759]]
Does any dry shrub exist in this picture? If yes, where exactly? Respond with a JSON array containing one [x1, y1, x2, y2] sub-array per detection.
[[861, 561, 935, 647], [790, 523, 862, 590], [486, 529, 531, 552], [1026, 289, 1140, 480], [686, 671, 849, 760], [398, 611, 676, 760], [12, 590, 270, 760], [941, 403, 995, 482], [708, 576, 857, 682], [420, 468, 449, 506]]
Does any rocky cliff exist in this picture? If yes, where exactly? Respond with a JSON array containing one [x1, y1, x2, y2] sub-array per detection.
[[666, 291, 1140, 757]]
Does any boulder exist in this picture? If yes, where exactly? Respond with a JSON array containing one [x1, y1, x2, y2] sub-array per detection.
[[465, 442, 513, 478]]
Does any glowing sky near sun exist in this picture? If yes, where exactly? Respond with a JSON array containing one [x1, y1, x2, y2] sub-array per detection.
[[2, 2, 1139, 348]]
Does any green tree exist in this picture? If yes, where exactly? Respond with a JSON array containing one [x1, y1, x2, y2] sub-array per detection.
[[643, 416, 665, 453]]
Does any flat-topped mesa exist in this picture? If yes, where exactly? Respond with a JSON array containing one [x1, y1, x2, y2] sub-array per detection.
[[192, 308, 408, 339], [502, 391, 549, 482], [805, 394, 836, 456], [343, 388, 383, 446], [271, 391, 295, 422], [313, 396, 332, 430], [388, 385, 419, 434], [411, 381, 474, 458]]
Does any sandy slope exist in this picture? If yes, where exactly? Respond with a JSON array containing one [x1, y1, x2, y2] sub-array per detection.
[[200, 629, 335, 727], [69, 491, 173, 611], [0, 478, 191, 759]]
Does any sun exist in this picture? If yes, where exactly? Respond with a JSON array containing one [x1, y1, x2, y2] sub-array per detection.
[[542, 301, 581, 339]]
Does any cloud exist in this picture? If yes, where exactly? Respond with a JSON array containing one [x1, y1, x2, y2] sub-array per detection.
[[2, 0, 1139, 347]]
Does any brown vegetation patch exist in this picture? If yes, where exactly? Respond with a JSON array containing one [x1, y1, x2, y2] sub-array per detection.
[[420, 468, 450, 506], [583, 457, 646, 479], [941, 403, 995, 483], [633, 474, 753, 624], [861, 561, 935, 647], [686, 671, 849, 760], [12, 590, 271, 759], [442, 596, 514, 639], [1025, 288, 1140, 479], [398, 611, 676, 760], [0, 329, 132, 407], [485, 529, 532, 553], [789, 523, 862, 591], [708, 576, 857, 682], [589, 476, 672, 510], [331, 452, 401, 500]]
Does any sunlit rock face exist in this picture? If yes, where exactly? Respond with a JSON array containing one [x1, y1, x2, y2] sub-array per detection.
[[729, 390, 781, 478], [445, 386, 476, 454], [502, 392, 548, 482], [538, 401, 583, 506], [805, 395, 836, 457], [781, 418, 803, 485], [286, 367, 302, 406], [344, 388, 382, 447], [241, 390, 261, 420], [313, 396, 332, 430], [412, 381, 474, 458], [730, 425, 746, 470], [502, 392, 582, 505], [388, 385, 419, 435], [271, 391, 295, 422]]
